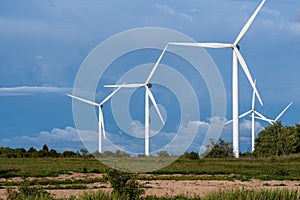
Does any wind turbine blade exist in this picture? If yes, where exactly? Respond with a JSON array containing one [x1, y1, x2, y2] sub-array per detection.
[[275, 101, 293, 121], [145, 45, 168, 84], [145, 87, 165, 125], [225, 119, 233, 125], [169, 42, 232, 48], [252, 79, 256, 110], [225, 110, 252, 124], [239, 110, 252, 119], [105, 83, 144, 88], [99, 107, 106, 139], [254, 116, 274, 124], [254, 116, 264, 120], [234, 47, 263, 106], [254, 111, 273, 124], [68, 94, 99, 106], [234, 0, 266, 45], [100, 82, 126, 105], [254, 116, 274, 122]]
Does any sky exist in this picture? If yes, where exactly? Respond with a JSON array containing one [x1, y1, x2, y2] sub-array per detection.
[[0, 0, 299, 154]]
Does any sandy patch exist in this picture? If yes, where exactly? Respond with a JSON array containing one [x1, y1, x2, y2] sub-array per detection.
[[0, 173, 299, 199]]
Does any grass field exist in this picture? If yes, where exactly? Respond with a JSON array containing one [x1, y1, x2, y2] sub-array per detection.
[[1, 155, 300, 199], [0, 154, 300, 180]]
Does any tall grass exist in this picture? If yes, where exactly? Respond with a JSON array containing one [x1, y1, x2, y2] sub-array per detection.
[[203, 188, 300, 200], [0, 154, 300, 180], [5, 187, 300, 200]]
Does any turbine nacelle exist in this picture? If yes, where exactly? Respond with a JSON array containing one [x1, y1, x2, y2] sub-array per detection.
[[104, 46, 168, 156], [67, 83, 124, 153]]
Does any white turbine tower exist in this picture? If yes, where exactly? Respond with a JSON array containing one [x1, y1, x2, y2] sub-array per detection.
[[68, 85, 123, 154], [105, 46, 167, 156], [225, 80, 269, 152], [255, 102, 293, 125], [168, 0, 266, 158]]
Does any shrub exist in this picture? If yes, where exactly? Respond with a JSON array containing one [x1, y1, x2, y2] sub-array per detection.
[[156, 151, 170, 158], [7, 185, 53, 200], [181, 151, 199, 160], [103, 168, 145, 200]]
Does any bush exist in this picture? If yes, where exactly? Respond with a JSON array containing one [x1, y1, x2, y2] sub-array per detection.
[[156, 151, 170, 158], [181, 151, 199, 160], [7, 185, 53, 200], [103, 168, 145, 200]]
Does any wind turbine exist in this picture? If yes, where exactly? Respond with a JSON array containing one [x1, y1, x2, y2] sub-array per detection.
[[168, 0, 266, 157], [225, 80, 269, 152], [68, 84, 124, 154], [255, 102, 293, 125], [105, 45, 167, 156]]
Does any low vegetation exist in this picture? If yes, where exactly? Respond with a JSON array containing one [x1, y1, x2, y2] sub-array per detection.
[[1, 153, 300, 181], [5, 186, 300, 200], [0, 123, 300, 199]]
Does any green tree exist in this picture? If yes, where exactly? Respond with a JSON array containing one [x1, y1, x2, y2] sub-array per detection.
[[80, 148, 89, 158], [102, 151, 115, 158], [254, 122, 299, 157], [115, 149, 130, 158], [49, 149, 59, 158], [295, 123, 300, 153], [62, 150, 80, 158], [26, 147, 38, 158], [204, 138, 234, 158], [14, 148, 26, 158], [0, 147, 15, 158], [156, 150, 169, 157], [42, 144, 49, 153]]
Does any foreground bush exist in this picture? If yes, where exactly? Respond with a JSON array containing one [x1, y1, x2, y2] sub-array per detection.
[[7, 185, 53, 200], [5, 185, 300, 200], [103, 168, 145, 200]]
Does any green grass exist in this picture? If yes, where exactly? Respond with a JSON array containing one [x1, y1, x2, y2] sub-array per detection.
[[154, 155, 300, 180], [5, 187, 300, 200], [0, 157, 107, 178], [202, 188, 300, 200], [1, 155, 299, 200], [0, 177, 104, 188], [0, 154, 300, 181]]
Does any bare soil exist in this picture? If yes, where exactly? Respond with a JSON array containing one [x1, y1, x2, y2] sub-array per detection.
[[1, 173, 300, 199]]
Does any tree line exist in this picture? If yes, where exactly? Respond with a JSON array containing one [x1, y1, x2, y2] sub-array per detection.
[[204, 122, 300, 158], [0, 145, 84, 158], [1, 122, 299, 159]]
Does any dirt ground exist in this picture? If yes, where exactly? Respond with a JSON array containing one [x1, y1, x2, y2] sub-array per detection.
[[1, 173, 300, 199]]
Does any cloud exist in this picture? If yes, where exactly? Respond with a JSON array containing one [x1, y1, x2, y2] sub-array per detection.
[[0, 86, 72, 96], [260, 7, 300, 35], [223, 119, 265, 151], [295, 8, 300, 22], [101, 116, 265, 155], [155, 5, 193, 22], [0, 127, 83, 152], [36, 55, 44, 60], [189, 8, 199, 13], [262, 7, 281, 18], [122, 118, 222, 155], [0, 117, 266, 155]]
